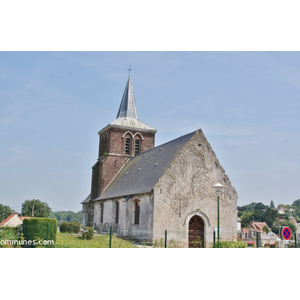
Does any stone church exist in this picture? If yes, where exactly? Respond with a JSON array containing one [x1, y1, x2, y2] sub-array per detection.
[[82, 76, 238, 247]]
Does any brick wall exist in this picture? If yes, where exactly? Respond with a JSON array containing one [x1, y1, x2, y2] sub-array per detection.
[[95, 126, 156, 196]]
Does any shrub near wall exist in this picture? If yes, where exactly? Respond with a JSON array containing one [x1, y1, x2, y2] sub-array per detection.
[[82, 227, 94, 240], [23, 218, 57, 247], [60, 222, 81, 234]]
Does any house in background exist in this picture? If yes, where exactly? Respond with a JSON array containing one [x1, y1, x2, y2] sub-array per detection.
[[241, 221, 278, 246], [0, 212, 31, 227]]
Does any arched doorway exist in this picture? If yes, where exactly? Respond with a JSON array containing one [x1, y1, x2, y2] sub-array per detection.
[[188, 215, 205, 248]]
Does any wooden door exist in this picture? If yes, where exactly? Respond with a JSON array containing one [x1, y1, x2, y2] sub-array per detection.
[[188, 215, 204, 248]]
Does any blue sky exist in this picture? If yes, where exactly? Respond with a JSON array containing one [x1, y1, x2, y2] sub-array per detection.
[[2, 1, 300, 294], [1, 51, 300, 212]]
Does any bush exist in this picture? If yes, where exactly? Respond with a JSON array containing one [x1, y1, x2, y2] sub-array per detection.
[[218, 241, 247, 248], [60, 222, 81, 234], [23, 218, 57, 247], [82, 227, 94, 240], [0, 227, 20, 248]]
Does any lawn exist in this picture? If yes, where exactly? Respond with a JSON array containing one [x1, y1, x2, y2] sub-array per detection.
[[55, 232, 137, 248]]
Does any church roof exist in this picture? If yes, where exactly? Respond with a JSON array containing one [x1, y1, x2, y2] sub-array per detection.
[[95, 130, 197, 200], [116, 77, 138, 119], [98, 76, 156, 134], [81, 194, 91, 204]]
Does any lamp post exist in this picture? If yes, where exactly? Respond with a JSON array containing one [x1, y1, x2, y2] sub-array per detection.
[[213, 183, 224, 248]]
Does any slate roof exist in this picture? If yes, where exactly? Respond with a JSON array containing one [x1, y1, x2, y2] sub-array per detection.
[[98, 77, 156, 134], [116, 77, 138, 119], [81, 194, 91, 204], [96, 130, 197, 200]]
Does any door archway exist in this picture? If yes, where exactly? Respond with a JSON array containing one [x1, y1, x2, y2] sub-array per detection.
[[188, 215, 205, 248]]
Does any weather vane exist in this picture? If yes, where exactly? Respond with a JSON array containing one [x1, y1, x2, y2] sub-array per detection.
[[127, 64, 132, 77]]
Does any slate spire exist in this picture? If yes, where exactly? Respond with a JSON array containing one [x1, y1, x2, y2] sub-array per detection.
[[116, 76, 139, 119]]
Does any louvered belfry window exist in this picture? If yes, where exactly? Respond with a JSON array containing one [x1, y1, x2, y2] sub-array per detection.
[[134, 139, 140, 155], [134, 200, 140, 225], [125, 138, 131, 154]]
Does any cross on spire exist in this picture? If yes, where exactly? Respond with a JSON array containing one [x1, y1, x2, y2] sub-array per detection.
[[127, 64, 132, 77]]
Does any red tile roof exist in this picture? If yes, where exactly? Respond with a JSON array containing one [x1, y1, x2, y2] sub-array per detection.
[[0, 212, 18, 226], [19, 216, 31, 221], [0, 212, 31, 226], [250, 221, 270, 232]]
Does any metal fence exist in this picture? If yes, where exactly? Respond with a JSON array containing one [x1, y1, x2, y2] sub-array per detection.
[[95, 227, 245, 248], [96, 226, 300, 248], [1, 224, 298, 248]]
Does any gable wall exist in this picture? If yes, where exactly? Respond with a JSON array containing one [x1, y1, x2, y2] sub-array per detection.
[[152, 130, 238, 247], [1, 214, 23, 227]]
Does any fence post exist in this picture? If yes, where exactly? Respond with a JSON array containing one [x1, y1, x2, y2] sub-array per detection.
[[109, 226, 112, 248], [46, 223, 49, 248], [295, 233, 297, 248], [165, 230, 167, 248]]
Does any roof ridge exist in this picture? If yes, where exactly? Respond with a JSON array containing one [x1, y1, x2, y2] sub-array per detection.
[[135, 130, 198, 157]]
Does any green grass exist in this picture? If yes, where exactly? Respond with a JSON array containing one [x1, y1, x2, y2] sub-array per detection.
[[55, 232, 137, 248]]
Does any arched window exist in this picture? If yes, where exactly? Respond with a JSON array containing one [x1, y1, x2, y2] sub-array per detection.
[[134, 199, 140, 225], [115, 201, 119, 224], [100, 203, 104, 223], [100, 133, 108, 156], [125, 137, 131, 154]]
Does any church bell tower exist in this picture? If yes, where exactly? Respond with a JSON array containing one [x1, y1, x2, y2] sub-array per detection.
[[90, 75, 157, 203]]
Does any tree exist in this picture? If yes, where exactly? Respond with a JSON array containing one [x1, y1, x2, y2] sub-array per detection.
[[240, 211, 255, 227], [252, 209, 264, 221], [0, 204, 12, 222], [264, 207, 279, 228], [21, 199, 51, 217], [49, 210, 82, 225], [263, 225, 270, 234], [292, 199, 300, 206], [270, 200, 275, 208], [254, 202, 266, 210]]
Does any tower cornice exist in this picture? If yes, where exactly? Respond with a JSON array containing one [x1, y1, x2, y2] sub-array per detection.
[[98, 117, 157, 135]]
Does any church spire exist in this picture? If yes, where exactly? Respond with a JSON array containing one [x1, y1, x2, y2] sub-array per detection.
[[116, 76, 139, 119]]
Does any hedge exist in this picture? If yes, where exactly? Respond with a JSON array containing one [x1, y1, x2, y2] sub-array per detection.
[[60, 222, 81, 234], [23, 218, 57, 247]]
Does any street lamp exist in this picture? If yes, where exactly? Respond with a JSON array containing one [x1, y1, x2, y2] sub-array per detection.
[[213, 183, 224, 248]]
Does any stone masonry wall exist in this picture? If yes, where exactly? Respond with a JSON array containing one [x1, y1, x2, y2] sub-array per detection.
[[93, 193, 153, 240], [152, 130, 238, 247]]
